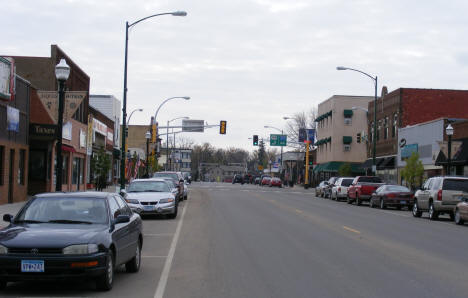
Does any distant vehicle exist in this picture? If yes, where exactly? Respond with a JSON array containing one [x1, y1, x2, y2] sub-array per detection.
[[0, 192, 143, 291], [315, 181, 328, 197], [182, 172, 192, 184], [254, 177, 261, 185], [232, 174, 244, 184], [454, 196, 468, 225], [261, 176, 272, 186], [347, 176, 384, 205], [323, 177, 338, 198], [153, 171, 186, 200], [331, 177, 354, 201], [413, 176, 468, 220], [269, 177, 282, 188], [244, 174, 252, 184], [369, 185, 413, 210], [123, 178, 178, 218]]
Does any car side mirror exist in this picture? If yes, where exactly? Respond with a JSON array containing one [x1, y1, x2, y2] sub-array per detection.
[[3, 214, 13, 223], [114, 215, 130, 224], [120, 189, 127, 196]]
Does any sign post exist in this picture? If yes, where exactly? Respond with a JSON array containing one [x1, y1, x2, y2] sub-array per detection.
[[304, 141, 310, 189]]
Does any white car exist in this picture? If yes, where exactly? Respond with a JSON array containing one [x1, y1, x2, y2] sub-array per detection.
[[331, 177, 354, 201], [122, 178, 178, 219]]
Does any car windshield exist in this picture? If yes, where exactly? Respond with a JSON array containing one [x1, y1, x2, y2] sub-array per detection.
[[386, 185, 410, 192], [16, 197, 108, 224], [341, 179, 354, 187], [128, 181, 170, 193], [154, 172, 179, 180], [442, 179, 468, 192], [359, 177, 383, 183]]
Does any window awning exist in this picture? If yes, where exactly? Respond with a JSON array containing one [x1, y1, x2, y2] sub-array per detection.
[[343, 136, 352, 144], [61, 144, 76, 153], [343, 109, 353, 117]]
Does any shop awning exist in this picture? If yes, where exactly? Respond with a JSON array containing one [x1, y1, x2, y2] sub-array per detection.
[[343, 109, 353, 117], [361, 158, 385, 169], [343, 136, 352, 144], [313, 161, 365, 174], [61, 144, 76, 153]]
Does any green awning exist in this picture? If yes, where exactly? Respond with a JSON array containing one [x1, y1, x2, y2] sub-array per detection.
[[343, 136, 352, 144], [344, 109, 353, 117], [313, 163, 324, 172], [313, 161, 366, 174], [327, 111, 333, 117]]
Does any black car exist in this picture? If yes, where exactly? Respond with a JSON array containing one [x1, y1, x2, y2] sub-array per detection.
[[232, 174, 244, 184], [0, 192, 143, 291]]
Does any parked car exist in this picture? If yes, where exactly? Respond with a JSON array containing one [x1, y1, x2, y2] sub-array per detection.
[[412, 176, 468, 220], [454, 196, 468, 225], [331, 177, 354, 201], [160, 177, 183, 201], [369, 185, 413, 210], [347, 176, 384, 205], [123, 178, 178, 218], [0, 192, 143, 291], [153, 171, 186, 200], [232, 174, 245, 184], [323, 177, 339, 198], [254, 177, 261, 185], [315, 181, 328, 198], [261, 176, 272, 186], [269, 177, 282, 188]]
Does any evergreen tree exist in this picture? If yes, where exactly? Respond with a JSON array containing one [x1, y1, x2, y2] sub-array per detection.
[[258, 139, 267, 167]]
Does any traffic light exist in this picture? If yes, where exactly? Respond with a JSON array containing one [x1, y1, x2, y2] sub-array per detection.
[[253, 135, 259, 146], [357, 132, 361, 143], [152, 123, 157, 143], [125, 127, 128, 137], [220, 120, 227, 134], [308, 152, 313, 166]]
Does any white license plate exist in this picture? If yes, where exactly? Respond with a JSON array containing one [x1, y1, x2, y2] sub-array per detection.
[[21, 260, 44, 272], [143, 205, 155, 211], [400, 201, 407, 204]]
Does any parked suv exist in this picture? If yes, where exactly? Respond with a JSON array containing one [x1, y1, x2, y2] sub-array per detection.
[[331, 177, 354, 201], [412, 176, 468, 220]]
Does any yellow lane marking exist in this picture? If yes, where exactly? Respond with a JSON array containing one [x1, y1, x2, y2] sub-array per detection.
[[295, 209, 303, 214], [343, 226, 361, 234]]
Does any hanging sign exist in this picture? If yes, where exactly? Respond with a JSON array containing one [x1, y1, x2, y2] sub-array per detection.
[[37, 91, 87, 124]]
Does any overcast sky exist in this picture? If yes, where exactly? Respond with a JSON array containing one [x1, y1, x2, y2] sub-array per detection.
[[3, 0, 468, 151]]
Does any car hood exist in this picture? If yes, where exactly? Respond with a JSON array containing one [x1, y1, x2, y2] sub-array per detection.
[[127, 192, 174, 202], [0, 224, 107, 248]]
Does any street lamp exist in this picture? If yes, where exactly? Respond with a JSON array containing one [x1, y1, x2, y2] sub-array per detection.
[[145, 131, 151, 177], [127, 108, 143, 125], [337, 66, 378, 175], [120, 11, 187, 191], [55, 59, 70, 191], [264, 125, 284, 175], [152, 97, 190, 170], [446, 124, 454, 175]]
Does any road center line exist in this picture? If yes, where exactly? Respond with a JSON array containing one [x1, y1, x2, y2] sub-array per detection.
[[154, 200, 190, 298], [343, 226, 361, 234]]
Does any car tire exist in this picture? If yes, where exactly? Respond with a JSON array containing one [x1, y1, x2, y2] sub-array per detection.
[[356, 194, 361, 206], [428, 202, 439, 220], [380, 199, 386, 209], [455, 209, 464, 225], [169, 205, 178, 219], [412, 201, 422, 217], [449, 212, 455, 221], [126, 240, 141, 273], [96, 251, 114, 291], [369, 198, 374, 208]]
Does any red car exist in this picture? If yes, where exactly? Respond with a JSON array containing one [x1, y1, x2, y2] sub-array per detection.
[[261, 177, 271, 186], [369, 185, 413, 210], [269, 177, 282, 188]]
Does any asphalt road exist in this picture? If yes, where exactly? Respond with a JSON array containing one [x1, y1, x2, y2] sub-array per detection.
[[2, 182, 468, 297]]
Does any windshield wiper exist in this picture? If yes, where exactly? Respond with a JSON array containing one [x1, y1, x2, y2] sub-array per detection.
[[14, 219, 45, 224], [47, 219, 93, 224]]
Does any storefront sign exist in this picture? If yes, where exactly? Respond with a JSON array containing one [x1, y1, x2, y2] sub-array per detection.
[[7, 106, 19, 132], [93, 118, 108, 136], [0, 57, 15, 101], [62, 121, 72, 141], [86, 115, 93, 155], [401, 143, 418, 159], [29, 123, 57, 139], [37, 91, 87, 123]]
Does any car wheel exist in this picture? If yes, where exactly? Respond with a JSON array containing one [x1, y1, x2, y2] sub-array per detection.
[[449, 212, 455, 221], [169, 205, 178, 219], [96, 251, 114, 291], [356, 194, 361, 206], [412, 201, 422, 217], [380, 199, 386, 209], [428, 202, 439, 220], [369, 198, 374, 208], [455, 209, 464, 225], [126, 240, 141, 273]]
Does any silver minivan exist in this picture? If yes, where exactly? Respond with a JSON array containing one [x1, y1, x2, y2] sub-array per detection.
[[412, 176, 468, 220]]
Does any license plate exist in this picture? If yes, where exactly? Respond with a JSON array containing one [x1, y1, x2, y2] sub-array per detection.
[[400, 201, 407, 204], [21, 260, 44, 272], [143, 205, 154, 211]]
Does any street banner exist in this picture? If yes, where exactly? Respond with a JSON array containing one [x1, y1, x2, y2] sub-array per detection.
[[37, 91, 87, 124], [86, 115, 93, 155], [306, 129, 315, 144], [7, 106, 19, 132], [298, 128, 306, 143]]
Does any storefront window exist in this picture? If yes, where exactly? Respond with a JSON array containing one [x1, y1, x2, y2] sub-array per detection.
[[72, 157, 84, 186]]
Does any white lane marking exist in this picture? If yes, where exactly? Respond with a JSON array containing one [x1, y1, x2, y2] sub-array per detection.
[[144, 233, 174, 237], [154, 200, 189, 298]]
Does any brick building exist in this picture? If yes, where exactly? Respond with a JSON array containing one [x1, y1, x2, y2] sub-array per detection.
[[366, 87, 468, 183]]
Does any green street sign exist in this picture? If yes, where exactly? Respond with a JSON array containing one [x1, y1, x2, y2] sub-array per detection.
[[270, 134, 287, 146]]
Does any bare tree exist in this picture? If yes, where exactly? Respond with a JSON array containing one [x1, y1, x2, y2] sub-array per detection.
[[284, 108, 317, 149]]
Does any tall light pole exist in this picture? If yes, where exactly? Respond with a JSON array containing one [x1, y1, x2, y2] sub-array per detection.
[[337, 66, 378, 175], [145, 131, 151, 177], [120, 10, 187, 191], [153, 97, 190, 170], [446, 124, 454, 175], [264, 125, 284, 176], [55, 59, 70, 191]]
